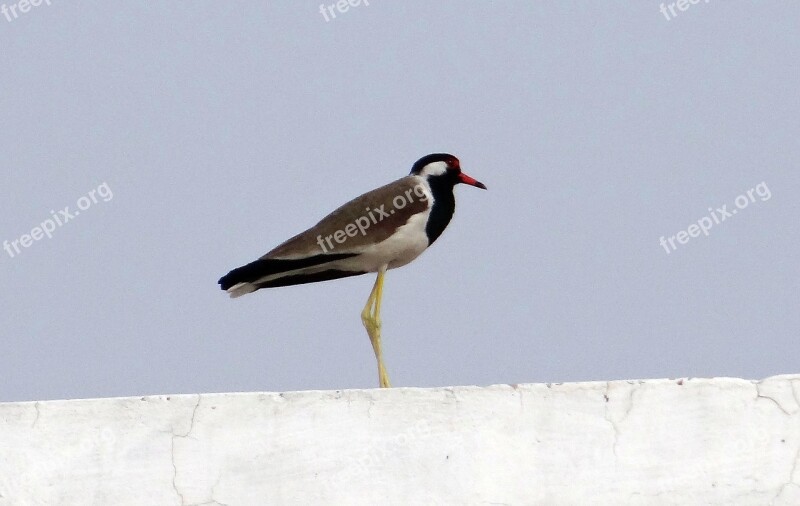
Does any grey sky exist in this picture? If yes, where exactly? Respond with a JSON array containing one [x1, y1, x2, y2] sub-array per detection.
[[1, 2, 798, 402]]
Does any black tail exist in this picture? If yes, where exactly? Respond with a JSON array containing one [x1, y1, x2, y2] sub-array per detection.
[[218, 253, 357, 291]]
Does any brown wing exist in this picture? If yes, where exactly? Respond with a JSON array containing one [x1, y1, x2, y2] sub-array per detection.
[[265, 176, 430, 259]]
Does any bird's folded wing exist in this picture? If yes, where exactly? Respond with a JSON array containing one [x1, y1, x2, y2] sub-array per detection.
[[265, 175, 430, 259]]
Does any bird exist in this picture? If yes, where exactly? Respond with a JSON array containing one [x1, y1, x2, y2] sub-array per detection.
[[218, 153, 486, 388]]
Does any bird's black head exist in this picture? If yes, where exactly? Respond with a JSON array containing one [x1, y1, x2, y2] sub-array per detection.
[[409, 153, 487, 189]]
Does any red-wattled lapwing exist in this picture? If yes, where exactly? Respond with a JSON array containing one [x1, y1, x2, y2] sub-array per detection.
[[218, 153, 486, 388]]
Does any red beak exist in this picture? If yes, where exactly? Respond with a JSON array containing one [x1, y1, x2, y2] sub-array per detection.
[[458, 172, 487, 190]]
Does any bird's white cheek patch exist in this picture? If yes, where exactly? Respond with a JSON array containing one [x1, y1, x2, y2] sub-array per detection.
[[418, 161, 449, 178]]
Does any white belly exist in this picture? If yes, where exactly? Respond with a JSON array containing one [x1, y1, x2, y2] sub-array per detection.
[[338, 210, 431, 272]]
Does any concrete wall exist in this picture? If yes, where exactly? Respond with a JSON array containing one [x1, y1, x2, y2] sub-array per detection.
[[1, 375, 799, 505]]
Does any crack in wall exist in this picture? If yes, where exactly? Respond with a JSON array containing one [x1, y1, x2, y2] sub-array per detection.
[[603, 383, 620, 458], [754, 383, 794, 416], [30, 402, 40, 429], [184, 473, 230, 506], [756, 393, 791, 416], [767, 379, 800, 504], [773, 444, 800, 503], [206, 474, 230, 506], [603, 382, 637, 459], [171, 436, 187, 506], [171, 395, 203, 506]]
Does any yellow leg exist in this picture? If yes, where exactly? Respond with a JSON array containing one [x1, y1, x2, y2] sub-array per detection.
[[361, 266, 391, 388]]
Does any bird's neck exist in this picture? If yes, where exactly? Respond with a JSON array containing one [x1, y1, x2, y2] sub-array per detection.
[[425, 178, 456, 245]]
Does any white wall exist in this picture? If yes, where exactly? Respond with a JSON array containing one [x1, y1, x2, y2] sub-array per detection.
[[1, 375, 799, 505]]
